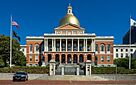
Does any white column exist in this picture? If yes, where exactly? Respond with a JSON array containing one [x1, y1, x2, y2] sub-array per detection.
[[60, 39, 61, 52], [44, 39, 46, 51], [93, 39, 95, 52], [54, 39, 56, 51], [66, 39, 67, 52], [86, 39, 87, 51], [52, 39, 53, 51], [84, 39, 85, 51], [61, 66, 64, 75], [72, 39, 73, 52], [78, 39, 79, 52], [76, 66, 79, 75], [47, 39, 48, 51], [91, 39, 93, 52]]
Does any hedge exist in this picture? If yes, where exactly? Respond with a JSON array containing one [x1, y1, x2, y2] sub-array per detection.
[[0, 66, 136, 74], [0, 66, 49, 74], [92, 67, 136, 74]]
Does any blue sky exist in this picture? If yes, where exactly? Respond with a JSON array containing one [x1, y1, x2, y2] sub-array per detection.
[[0, 0, 136, 44]]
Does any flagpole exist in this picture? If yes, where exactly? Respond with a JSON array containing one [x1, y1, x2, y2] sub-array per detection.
[[10, 15, 12, 68], [129, 15, 131, 69]]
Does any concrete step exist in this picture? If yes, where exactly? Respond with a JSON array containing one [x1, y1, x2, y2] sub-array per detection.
[[36, 75, 108, 81]]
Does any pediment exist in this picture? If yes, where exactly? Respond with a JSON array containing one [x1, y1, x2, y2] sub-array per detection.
[[56, 23, 81, 30]]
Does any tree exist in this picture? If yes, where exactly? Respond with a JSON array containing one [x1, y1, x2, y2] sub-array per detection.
[[0, 58, 5, 67], [114, 58, 129, 69], [131, 58, 136, 69], [0, 35, 26, 67], [114, 58, 136, 69]]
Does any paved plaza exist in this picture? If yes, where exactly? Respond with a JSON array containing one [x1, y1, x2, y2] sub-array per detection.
[[0, 73, 136, 85], [0, 73, 136, 81], [0, 80, 136, 85]]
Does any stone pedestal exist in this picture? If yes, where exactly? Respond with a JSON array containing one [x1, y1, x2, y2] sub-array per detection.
[[41, 61, 46, 66], [61, 66, 64, 75], [49, 59, 56, 76], [85, 60, 91, 76], [76, 65, 79, 75]]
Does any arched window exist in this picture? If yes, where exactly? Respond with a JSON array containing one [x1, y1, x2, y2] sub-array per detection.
[[35, 44, 39, 52], [87, 54, 92, 60], [79, 54, 84, 63], [100, 44, 105, 51], [95, 44, 98, 51], [107, 44, 110, 51], [30, 44, 33, 52], [55, 54, 59, 63]]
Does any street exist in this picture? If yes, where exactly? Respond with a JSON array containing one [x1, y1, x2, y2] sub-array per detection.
[[0, 80, 136, 85]]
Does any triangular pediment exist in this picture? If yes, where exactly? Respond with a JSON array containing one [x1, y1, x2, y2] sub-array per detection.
[[56, 23, 81, 30]]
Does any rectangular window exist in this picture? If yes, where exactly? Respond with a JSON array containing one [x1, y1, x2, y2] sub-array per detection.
[[130, 49, 133, 52], [121, 53, 123, 58], [30, 44, 33, 52], [126, 49, 128, 52], [126, 53, 128, 57], [35, 55, 39, 62], [116, 53, 118, 58], [107, 44, 110, 51], [121, 49, 123, 52], [95, 44, 98, 51], [101, 56, 104, 62], [107, 56, 110, 62], [48, 39, 52, 51], [116, 49, 118, 52], [29, 55, 32, 62]]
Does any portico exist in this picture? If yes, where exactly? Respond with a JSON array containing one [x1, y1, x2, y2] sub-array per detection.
[[44, 37, 95, 52]]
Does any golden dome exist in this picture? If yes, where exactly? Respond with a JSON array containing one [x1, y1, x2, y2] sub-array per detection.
[[59, 4, 80, 26], [59, 14, 80, 26]]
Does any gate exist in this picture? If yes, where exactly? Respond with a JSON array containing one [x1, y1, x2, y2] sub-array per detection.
[[64, 67, 76, 75], [55, 66, 61, 75], [55, 64, 85, 75], [79, 63, 85, 75]]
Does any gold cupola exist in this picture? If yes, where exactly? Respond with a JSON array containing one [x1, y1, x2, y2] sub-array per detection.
[[59, 4, 80, 26]]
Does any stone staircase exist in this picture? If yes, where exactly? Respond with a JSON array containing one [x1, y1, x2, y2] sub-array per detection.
[[36, 75, 108, 81], [55, 64, 81, 75]]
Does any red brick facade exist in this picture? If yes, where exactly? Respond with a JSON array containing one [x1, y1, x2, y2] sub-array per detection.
[[95, 40, 114, 65], [26, 38, 114, 67], [26, 40, 43, 66]]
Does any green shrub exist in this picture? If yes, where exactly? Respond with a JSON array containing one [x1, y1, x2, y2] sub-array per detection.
[[0, 66, 135, 74], [92, 67, 136, 74], [0, 66, 49, 74]]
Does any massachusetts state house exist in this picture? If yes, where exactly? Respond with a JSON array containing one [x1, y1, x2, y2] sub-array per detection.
[[24, 5, 114, 67]]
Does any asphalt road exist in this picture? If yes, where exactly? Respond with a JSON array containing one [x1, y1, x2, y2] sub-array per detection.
[[0, 80, 136, 85]]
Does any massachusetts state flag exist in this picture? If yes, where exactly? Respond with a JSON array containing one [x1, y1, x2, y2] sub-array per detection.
[[13, 30, 20, 41], [130, 18, 136, 26], [12, 21, 19, 28]]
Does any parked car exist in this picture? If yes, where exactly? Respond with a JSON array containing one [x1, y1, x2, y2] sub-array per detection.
[[13, 71, 28, 81]]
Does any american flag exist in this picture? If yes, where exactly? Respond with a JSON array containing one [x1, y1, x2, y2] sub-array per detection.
[[12, 21, 19, 28]]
